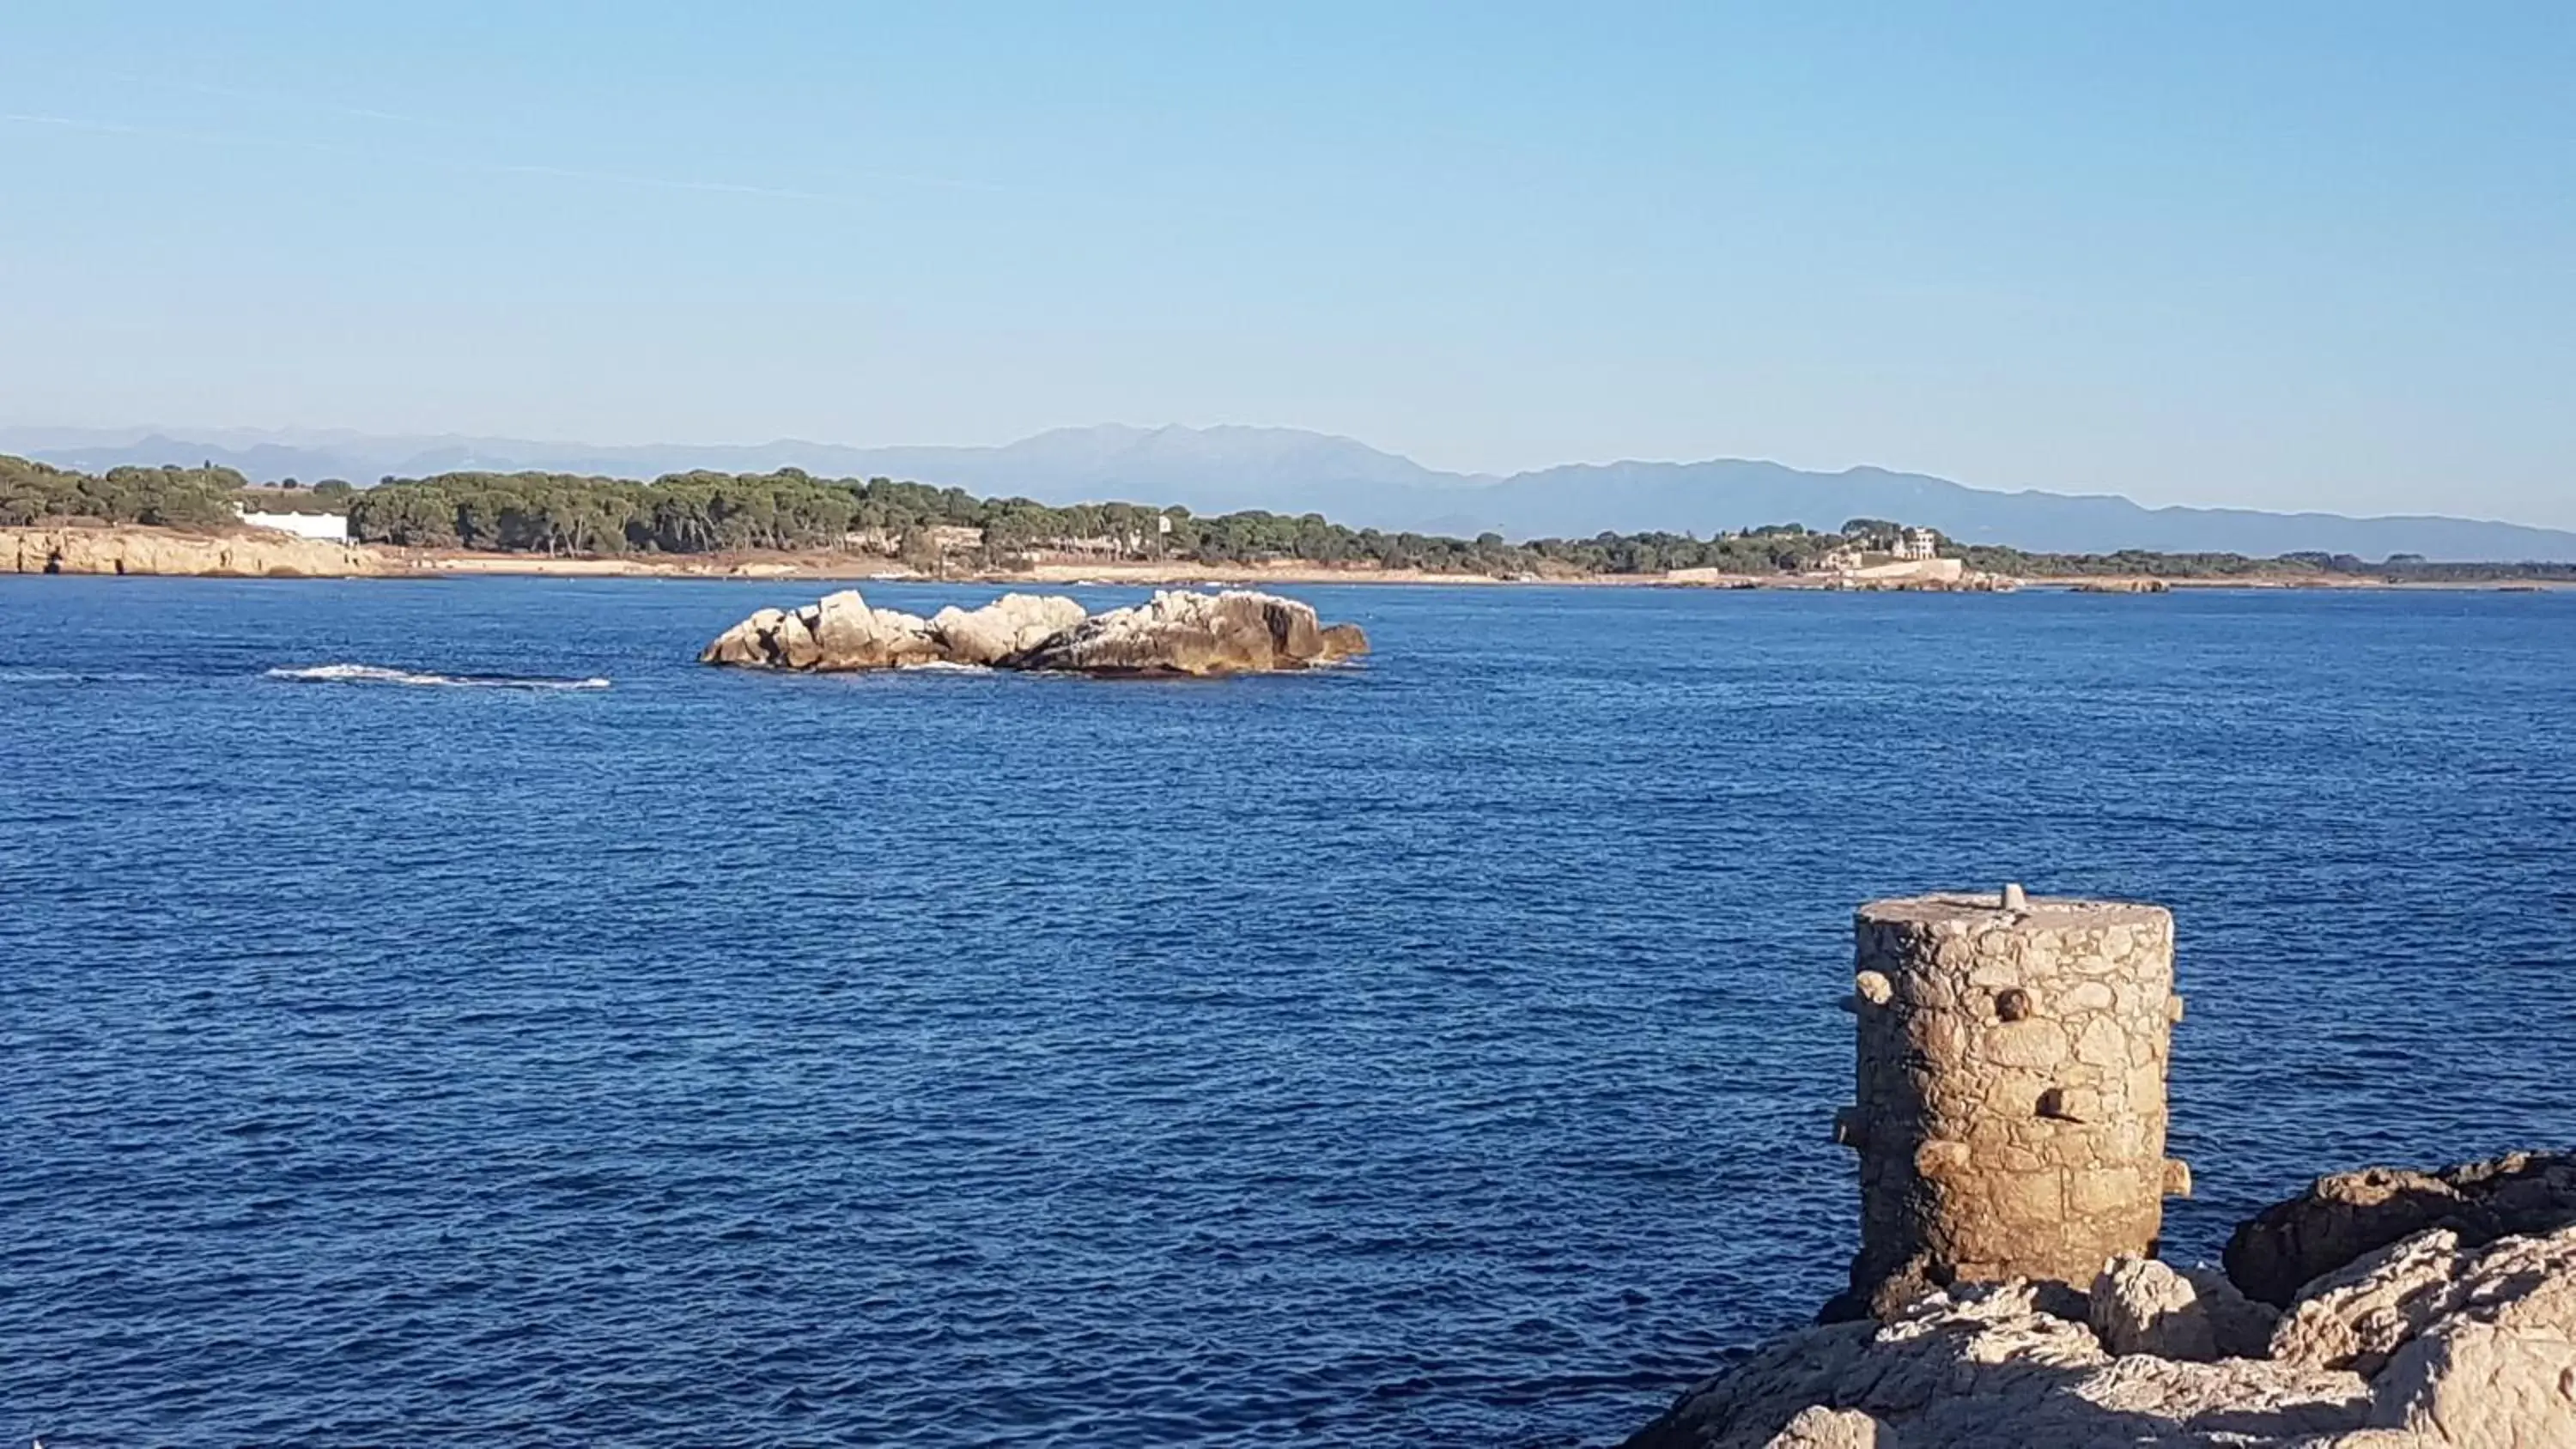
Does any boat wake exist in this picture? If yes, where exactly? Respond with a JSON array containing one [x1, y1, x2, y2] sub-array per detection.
[[265, 664, 611, 691]]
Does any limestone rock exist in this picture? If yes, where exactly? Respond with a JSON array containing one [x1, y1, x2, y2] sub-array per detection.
[[772, 608, 823, 669], [808, 589, 883, 660], [1654, 1221, 2574, 1448], [932, 593, 1090, 665], [1623, 1282, 2370, 1449], [1320, 621, 1371, 658], [1011, 590, 1367, 676], [2308, 1222, 2576, 1445], [2226, 1153, 2576, 1307], [3, 524, 383, 577], [2368, 1315, 2576, 1447], [2091, 1257, 2277, 1361], [2273, 1232, 2475, 1375], [1763, 1406, 1885, 1448], [700, 587, 1367, 676], [2228, 1172, 2479, 1309], [866, 606, 945, 667], [695, 590, 924, 670], [1623, 1319, 1882, 1449], [701, 607, 792, 667]]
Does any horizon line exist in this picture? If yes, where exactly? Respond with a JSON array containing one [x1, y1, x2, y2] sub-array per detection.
[[3, 421, 2571, 538]]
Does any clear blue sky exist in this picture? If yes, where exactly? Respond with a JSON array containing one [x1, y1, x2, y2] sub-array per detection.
[[3, 3, 2570, 524]]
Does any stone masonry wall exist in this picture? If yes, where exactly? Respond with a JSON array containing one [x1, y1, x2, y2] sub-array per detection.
[[1836, 889, 2189, 1313]]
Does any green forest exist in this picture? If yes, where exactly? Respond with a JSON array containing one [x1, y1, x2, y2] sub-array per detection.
[[334, 466, 1791, 573], [1, 455, 250, 531], [3, 451, 2567, 583]]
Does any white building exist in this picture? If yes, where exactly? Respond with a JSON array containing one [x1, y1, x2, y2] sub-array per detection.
[[234, 505, 350, 542], [1895, 527, 1939, 561]]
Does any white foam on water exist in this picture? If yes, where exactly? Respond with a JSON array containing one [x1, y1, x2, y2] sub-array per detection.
[[265, 664, 611, 691], [894, 660, 995, 674]]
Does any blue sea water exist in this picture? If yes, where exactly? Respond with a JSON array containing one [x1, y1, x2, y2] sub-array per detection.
[[3, 577, 2572, 1448]]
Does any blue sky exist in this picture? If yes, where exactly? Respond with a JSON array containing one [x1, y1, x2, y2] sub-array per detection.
[[3, 3, 2570, 524]]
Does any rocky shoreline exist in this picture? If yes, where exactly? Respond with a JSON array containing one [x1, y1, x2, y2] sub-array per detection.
[[3, 524, 2564, 591], [1622, 1150, 2575, 1446], [1, 525, 385, 578], [1617, 882, 2574, 1449], [700, 587, 1370, 677]]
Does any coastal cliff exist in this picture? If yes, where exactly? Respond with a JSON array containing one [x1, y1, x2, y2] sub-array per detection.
[[701, 587, 1370, 676], [2, 525, 385, 578]]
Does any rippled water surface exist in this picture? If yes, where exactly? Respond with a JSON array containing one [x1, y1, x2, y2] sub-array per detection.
[[4, 578, 2572, 1447]]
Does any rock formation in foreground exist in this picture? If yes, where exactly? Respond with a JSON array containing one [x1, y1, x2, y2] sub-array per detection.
[[1624, 887, 2576, 1448], [700, 587, 1369, 676], [1625, 1154, 2576, 1449], [2227, 1153, 2576, 1309], [2, 525, 385, 577]]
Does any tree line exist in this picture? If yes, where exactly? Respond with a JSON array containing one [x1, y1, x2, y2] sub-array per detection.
[[3, 452, 2562, 581], [334, 467, 1894, 573], [0, 452, 1885, 572], [1, 456, 248, 530]]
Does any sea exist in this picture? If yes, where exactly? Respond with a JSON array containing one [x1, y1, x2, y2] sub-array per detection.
[[3, 577, 2571, 1447]]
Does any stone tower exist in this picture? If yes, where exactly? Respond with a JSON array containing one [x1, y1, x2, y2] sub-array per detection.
[[1835, 887, 2190, 1313]]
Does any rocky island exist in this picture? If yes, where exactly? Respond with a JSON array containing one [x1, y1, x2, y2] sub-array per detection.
[[1625, 889, 2576, 1448], [700, 587, 1370, 676]]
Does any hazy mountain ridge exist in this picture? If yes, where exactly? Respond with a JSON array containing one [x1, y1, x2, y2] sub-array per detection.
[[10, 423, 2573, 561]]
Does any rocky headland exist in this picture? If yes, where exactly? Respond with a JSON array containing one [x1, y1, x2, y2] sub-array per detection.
[[1621, 885, 2575, 1448], [2, 524, 385, 578], [1625, 1151, 2575, 1447], [700, 587, 1370, 677]]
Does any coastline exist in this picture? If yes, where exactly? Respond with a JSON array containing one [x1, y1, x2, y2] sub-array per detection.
[[6, 524, 2569, 591], [12, 540, 2576, 1445], [322, 548, 2576, 592]]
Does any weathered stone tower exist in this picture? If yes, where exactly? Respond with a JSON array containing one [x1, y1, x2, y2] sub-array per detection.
[[1835, 887, 2190, 1313]]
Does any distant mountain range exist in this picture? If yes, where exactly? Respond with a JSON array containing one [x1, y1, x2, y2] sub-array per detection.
[[9, 422, 2573, 561]]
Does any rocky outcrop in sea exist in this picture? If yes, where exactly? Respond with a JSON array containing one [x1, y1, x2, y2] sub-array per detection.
[[700, 587, 1370, 676]]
